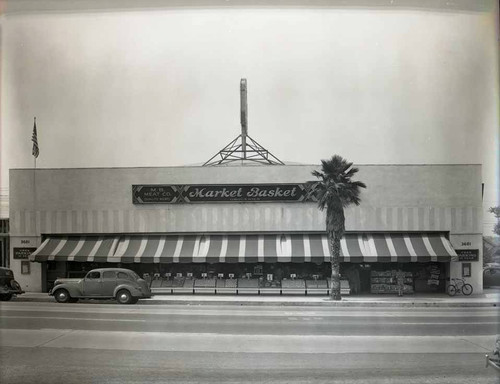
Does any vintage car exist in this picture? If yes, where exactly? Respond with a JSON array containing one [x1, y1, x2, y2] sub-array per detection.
[[49, 268, 152, 304], [0, 267, 25, 301], [485, 335, 500, 373]]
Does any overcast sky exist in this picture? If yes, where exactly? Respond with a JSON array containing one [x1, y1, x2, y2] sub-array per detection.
[[1, 0, 498, 234]]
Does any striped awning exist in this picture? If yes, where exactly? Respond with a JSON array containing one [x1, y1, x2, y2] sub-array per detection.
[[29, 236, 120, 262], [29, 233, 456, 263], [113, 234, 298, 264], [114, 233, 456, 263]]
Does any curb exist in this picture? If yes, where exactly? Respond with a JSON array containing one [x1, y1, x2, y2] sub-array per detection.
[[143, 300, 498, 308], [9, 296, 498, 308]]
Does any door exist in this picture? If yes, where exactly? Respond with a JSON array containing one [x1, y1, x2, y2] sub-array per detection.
[[101, 270, 117, 296], [83, 271, 102, 296]]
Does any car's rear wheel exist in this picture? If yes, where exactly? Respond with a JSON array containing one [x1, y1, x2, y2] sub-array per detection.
[[116, 289, 133, 305], [54, 289, 71, 303], [0, 293, 12, 301]]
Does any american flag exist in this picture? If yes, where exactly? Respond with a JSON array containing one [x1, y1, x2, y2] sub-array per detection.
[[32, 117, 39, 158]]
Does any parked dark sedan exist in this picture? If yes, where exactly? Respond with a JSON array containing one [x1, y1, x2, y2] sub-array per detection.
[[0, 267, 25, 301], [49, 268, 152, 304], [483, 265, 500, 288]]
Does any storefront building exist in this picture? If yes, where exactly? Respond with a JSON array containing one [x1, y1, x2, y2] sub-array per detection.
[[9, 163, 483, 295]]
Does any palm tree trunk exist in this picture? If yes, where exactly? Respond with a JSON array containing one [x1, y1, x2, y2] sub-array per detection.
[[329, 235, 342, 301]]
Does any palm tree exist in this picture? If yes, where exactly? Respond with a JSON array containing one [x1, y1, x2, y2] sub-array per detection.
[[311, 155, 366, 300]]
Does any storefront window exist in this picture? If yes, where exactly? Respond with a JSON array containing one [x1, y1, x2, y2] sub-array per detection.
[[462, 263, 471, 278], [21, 261, 30, 275]]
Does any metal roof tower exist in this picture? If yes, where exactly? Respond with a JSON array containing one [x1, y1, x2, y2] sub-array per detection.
[[203, 79, 284, 166]]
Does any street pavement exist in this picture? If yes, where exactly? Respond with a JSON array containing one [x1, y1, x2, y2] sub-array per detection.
[[0, 299, 499, 383]]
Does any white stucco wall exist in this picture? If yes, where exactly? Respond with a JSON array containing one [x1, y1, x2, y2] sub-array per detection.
[[9, 164, 483, 235]]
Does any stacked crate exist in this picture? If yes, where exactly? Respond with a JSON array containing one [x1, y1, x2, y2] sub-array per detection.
[[237, 278, 259, 294], [281, 279, 306, 295]]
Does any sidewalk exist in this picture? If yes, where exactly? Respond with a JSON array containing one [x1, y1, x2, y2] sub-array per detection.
[[9, 289, 500, 307]]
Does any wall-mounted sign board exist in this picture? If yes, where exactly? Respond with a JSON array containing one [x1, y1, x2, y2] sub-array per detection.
[[13, 247, 37, 260], [132, 183, 319, 204], [456, 249, 479, 262]]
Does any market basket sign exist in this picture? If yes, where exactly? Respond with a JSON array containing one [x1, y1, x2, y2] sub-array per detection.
[[132, 183, 319, 204]]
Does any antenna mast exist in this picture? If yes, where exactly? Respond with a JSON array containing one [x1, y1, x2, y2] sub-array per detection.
[[203, 78, 284, 166], [240, 79, 248, 158]]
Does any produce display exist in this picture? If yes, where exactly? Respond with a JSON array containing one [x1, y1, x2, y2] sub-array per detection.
[[150, 279, 162, 288], [161, 278, 173, 287], [427, 265, 441, 286], [224, 279, 238, 288], [281, 279, 306, 289], [305, 280, 328, 289], [150, 275, 352, 293], [260, 280, 281, 288], [370, 270, 414, 294], [194, 278, 216, 288], [172, 277, 185, 287], [237, 278, 259, 288]]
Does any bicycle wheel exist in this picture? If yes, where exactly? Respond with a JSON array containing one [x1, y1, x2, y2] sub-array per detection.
[[462, 284, 473, 296], [447, 285, 457, 296]]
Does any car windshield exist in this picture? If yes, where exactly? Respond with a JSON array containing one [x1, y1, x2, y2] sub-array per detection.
[[130, 271, 141, 280]]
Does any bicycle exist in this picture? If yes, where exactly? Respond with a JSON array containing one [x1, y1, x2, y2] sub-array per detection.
[[447, 278, 473, 296]]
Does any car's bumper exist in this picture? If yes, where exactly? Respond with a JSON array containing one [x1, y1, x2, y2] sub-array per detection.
[[0, 289, 24, 295], [0, 279, 25, 296], [486, 355, 500, 372]]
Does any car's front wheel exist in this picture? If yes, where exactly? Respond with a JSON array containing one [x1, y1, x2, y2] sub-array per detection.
[[116, 289, 134, 305], [54, 289, 71, 303]]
